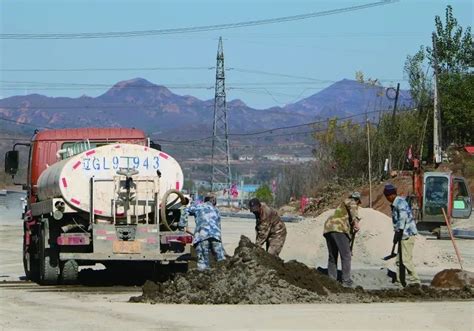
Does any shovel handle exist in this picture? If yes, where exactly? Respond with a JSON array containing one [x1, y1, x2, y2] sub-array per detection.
[[382, 243, 397, 260], [390, 243, 396, 255]]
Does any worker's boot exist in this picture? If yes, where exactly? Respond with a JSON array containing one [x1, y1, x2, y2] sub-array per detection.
[[341, 279, 354, 288]]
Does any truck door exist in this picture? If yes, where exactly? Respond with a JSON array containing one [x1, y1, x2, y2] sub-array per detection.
[[452, 177, 472, 218]]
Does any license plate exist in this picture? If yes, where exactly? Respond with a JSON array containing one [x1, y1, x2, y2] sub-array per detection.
[[113, 241, 141, 254]]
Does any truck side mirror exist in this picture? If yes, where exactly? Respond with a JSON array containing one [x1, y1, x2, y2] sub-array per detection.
[[4, 150, 19, 176], [150, 140, 161, 151]]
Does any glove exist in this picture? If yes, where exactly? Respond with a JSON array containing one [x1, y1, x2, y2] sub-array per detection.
[[393, 230, 403, 244], [352, 221, 360, 232]]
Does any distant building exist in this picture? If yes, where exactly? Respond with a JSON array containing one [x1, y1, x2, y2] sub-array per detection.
[[194, 180, 211, 190], [262, 154, 314, 163], [238, 155, 254, 161], [214, 184, 259, 207]]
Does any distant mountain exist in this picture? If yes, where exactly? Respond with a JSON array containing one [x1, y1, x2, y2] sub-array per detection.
[[283, 79, 413, 119], [0, 78, 412, 138]]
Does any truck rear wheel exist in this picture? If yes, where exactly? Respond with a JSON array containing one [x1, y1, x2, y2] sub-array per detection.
[[60, 260, 79, 284], [39, 224, 59, 285]]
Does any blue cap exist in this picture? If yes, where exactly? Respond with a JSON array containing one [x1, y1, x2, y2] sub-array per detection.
[[383, 184, 397, 196]]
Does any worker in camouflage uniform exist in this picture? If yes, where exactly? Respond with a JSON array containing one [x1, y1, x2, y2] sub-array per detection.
[[383, 184, 420, 285], [178, 195, 226, 271], [248, 198, 287, 256], [323, 192, 362, 287]]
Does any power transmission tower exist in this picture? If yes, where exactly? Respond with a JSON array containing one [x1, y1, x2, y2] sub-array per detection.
[[211, 37, 232, 193]]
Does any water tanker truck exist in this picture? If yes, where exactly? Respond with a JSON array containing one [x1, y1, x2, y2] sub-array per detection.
[[4, 128, 192, 284]]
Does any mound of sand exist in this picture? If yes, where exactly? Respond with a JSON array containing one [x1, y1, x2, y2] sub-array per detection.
[[283, 208, 454, 269]]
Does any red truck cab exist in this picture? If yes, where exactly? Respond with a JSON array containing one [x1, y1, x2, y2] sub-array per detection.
[[27, 128, 147, 205]]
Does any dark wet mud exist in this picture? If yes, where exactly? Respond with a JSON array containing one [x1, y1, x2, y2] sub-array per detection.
[[131, 236, 474, 304]]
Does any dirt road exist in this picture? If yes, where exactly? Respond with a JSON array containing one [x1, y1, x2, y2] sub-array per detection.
[[0, 281, 472, 330], [1, 214, 473, 330]]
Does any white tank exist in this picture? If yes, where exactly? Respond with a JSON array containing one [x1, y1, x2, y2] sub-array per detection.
[[37, 143, 184, 218]]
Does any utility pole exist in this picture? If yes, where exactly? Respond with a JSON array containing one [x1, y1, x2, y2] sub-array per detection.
[[387, 82, 400, 173], [391, 83, 400, 122], [366, 115, 372, 208], [432, 32, 442, 164], [211, 37, 232, 196]]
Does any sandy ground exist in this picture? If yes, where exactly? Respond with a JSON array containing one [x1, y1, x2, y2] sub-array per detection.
[[1, 209, 474, 330]]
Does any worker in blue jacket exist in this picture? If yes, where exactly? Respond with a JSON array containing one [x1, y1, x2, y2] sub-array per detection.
[[178, 195, 226, 271], [384, 184, 420, 285]]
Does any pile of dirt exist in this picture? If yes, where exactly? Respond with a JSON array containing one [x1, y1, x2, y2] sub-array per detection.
[[131, 236, 346, 304], [130, 236, 473, 305], [431, 269, 474, 289]]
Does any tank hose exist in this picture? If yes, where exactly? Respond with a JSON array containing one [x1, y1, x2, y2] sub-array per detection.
[[160, 189, 187, 232]]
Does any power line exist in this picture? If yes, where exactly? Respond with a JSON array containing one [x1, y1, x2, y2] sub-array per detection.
[[154, 119, 382, 149], [0, 108, 395, 146], [0, 66, 214, 72], [1, 1, 398, 40], [0, 79, 343, 87], [0, 66, 406, 84], [151, 108, 408, 144], [0, 137, 30, 141], [0, 104, 213, 110], [0, 82, 403, 93], [0, 116, 53, 129], [0, 108, 419, 145], [229, 68, 334, 82]]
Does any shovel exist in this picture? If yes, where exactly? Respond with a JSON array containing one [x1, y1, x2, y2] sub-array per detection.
[[398, 238, 406, 287], [350, 230, 356, 256], [382, 243, 397, 260]]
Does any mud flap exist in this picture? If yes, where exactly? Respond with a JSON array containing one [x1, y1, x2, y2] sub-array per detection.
[[23, 221, 39, 281], [39, 218, 60, 285]]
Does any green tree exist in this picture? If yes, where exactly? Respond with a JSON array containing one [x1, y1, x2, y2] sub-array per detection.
[[404, 47, 432, 109], [255, 184, 273, 205], [426, 5, 473, 73], [405, 5, 473, 146]]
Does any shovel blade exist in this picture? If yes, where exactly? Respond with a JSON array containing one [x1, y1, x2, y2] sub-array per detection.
[[382, 253, 397, 261]]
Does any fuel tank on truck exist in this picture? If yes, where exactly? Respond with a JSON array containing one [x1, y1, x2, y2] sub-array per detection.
[[36, 143, 183, 218]]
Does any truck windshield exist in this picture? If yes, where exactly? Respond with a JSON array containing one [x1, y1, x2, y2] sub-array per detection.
[[424, 176, 449, 217], [60, 141, 117, 159]]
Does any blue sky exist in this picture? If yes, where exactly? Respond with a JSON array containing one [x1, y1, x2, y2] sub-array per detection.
[[0, 0, 472, 109]]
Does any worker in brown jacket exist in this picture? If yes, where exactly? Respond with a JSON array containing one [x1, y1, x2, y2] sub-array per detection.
[[248, 198, 287, 256], [323, 192, 362, 287]]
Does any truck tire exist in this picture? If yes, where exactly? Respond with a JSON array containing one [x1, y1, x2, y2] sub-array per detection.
[[160, 189, 187, 231], [38, 225, 59, 285], [171, 262, 188, 274], [437, 226, 450, 240], [23, 223, 39, 281], [60, 260, 79, 284]]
